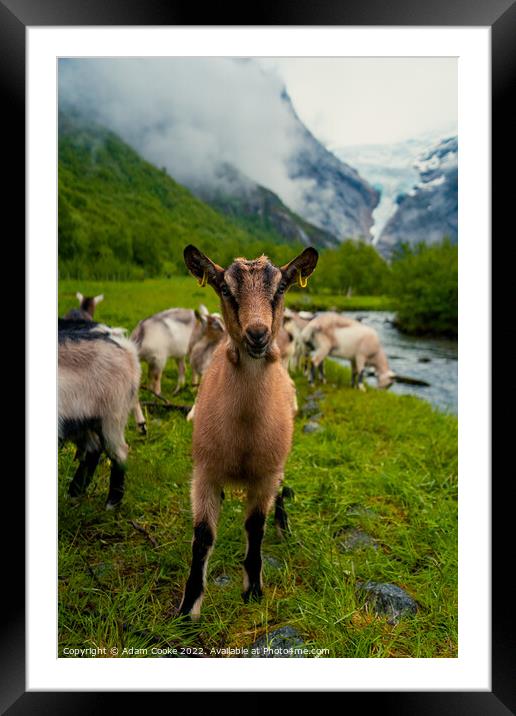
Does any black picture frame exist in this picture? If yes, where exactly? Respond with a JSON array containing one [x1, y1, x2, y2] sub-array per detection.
[[5, 0, 512, 712]]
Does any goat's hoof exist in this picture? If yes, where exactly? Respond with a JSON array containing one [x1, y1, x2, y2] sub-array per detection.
[[105, 496, 123, 510], [282, 486, 295, 500], [137, 422, 147, 435], [243, 585, 263, 603], [68, 483, 86, 498], [275, 523, 291, 541]]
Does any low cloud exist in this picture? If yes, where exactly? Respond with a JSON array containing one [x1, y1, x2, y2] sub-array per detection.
[[59, 57, 310, 213]]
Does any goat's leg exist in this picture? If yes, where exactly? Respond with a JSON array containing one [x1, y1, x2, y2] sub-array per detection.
[[69, 448, 101, 497], [148, 359, 164, 396], [351, 358, 358, 388], [318, 360, 326, 384], [243, 486, 276, 603], [355, 354, 366, 391], [133, 400, 147, 434], [102, 420, 129, 509], [179, 474, 221, 618], [191, 367, 200, 387], [173, 357, 186, 394], [310, 346, 330, 384], [274, 477, 290, 539], [69, 430, 102, 497]]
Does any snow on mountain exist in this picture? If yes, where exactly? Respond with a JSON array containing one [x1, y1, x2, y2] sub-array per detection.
[[335, 124, 457, 243], [375, 135, 458, 258]]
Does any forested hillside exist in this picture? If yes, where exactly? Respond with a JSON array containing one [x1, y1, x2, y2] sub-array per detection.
[[58, 113, 304, 279]]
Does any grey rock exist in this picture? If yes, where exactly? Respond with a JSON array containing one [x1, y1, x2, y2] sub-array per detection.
[[249, 626, 305, 658], [303, 421, 323, 434], [357, 581, 418, 624], [213, 574, 231, 587], [336, 528, 377, 552], [91, 562, 112, 578], [263, 555, 282, 570], [310, 390, 325, 399], [301, 400, 320, 416], [346, 504, 377, 519]]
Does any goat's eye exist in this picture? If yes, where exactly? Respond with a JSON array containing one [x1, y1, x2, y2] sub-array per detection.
[[220, 284, 230, 297], [277, 281, 287, 295]]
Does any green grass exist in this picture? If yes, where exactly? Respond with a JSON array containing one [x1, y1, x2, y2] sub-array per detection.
[[285, 292, 395, 313], [58, 279, 457, 658], [59, 277, 395, 321]]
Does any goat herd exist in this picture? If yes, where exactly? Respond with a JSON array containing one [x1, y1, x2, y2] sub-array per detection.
[[58, 245, 394, 618]]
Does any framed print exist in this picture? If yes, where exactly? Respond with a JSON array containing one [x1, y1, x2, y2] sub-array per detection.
[[3, 0, 512, 711]]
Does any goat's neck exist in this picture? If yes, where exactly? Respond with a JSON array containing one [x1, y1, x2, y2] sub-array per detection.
[[373, 347, 389, 375], [225, 338, 280, 375]]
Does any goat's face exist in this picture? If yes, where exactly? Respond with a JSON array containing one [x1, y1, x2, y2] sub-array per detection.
[[184, 245, 318, 360], [204, 314, 225, 341], [377, 370, 396, 389]]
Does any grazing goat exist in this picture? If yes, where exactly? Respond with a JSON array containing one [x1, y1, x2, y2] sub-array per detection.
[[131, 307, 197, 433], [276, 324, 296, 371], [185, 311, 226, 422], [283, 308, 315, 373], [58, 319, 141, 508], [179, 244, 318, 618], [301, 312, 395, 390], [63, 292, 104, 321], [188, 310, 226, 386]]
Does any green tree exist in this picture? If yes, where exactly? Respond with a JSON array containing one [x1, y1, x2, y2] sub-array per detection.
[[310, 240, 391, 295], [389, 239, 458, 336]]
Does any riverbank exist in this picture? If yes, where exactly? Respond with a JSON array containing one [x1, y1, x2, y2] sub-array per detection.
[[58, 280, 458, 658]]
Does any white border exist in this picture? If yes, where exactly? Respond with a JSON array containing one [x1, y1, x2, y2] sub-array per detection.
[[27, 27, 490, 691]]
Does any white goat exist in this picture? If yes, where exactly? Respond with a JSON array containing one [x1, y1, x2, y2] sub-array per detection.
[[188, 310, 225, 386], [283, 308, 315, 374], [131, 307, 199, 432], [301, 312, 395, 390], [58, 318, 141, 509]]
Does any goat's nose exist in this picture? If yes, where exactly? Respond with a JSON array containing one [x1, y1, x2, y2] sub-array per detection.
[[245, 324, 269, 346]]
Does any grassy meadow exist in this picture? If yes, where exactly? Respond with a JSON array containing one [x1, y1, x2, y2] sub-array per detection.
[[58, 278, 458, 658]]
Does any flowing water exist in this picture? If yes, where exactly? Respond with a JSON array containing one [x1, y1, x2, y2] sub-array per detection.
[[331, 311, 458, 414]]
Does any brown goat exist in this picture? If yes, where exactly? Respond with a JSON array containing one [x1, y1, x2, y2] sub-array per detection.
[[179, 244, 318, 618]]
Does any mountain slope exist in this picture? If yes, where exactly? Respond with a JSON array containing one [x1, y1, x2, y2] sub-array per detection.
[[58, 113, 305, 278], [191, 162, 339, 249], [282, 91, 380, 241], [58, 59, 379, 246]]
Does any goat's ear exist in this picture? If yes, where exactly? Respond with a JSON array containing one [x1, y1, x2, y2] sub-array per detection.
[[194, 309, 207, 327], [94, 294, 104, 305], [280, 247, 319, 289], [184, 245, 224, 289], [76, 292, 84, 303]]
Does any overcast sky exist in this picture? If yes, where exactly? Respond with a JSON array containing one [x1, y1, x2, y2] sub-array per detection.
[[258, 57, 457, 148]]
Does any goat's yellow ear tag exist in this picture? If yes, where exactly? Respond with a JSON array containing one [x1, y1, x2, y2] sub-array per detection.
[[297, 270, 308, 289], [198, 271, 208, 287]]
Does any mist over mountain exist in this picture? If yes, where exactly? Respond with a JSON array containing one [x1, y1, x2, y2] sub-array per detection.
[[58, 58, 379, 243], [191, 162, 339, 248]]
